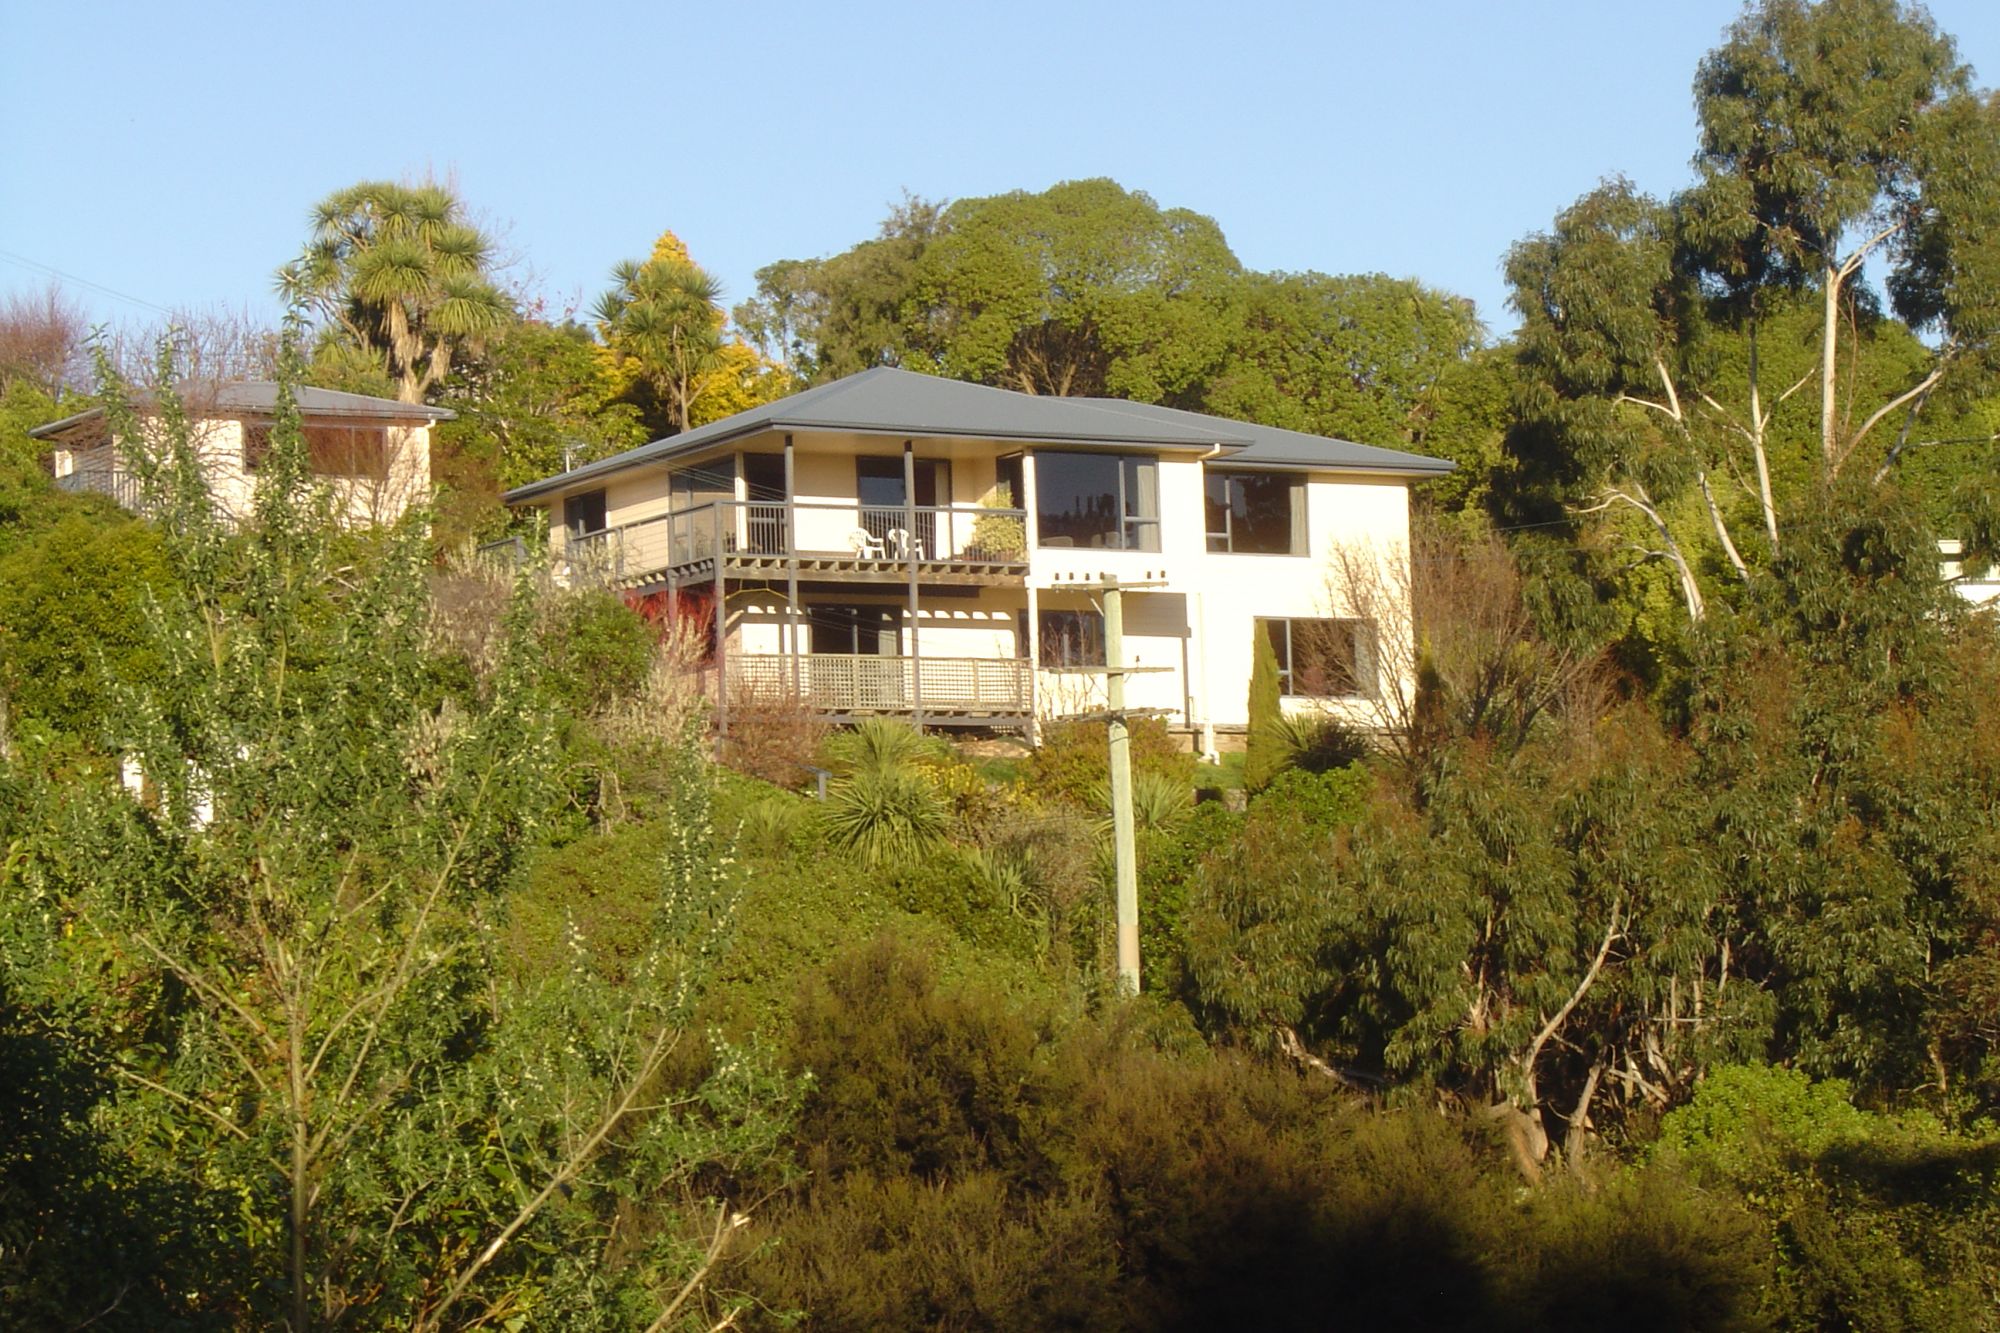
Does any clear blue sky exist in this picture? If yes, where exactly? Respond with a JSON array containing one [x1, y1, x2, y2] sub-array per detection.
[[6, 0, 1999, 343]]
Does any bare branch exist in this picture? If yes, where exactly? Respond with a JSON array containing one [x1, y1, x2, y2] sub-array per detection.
[[1570, 491, 1705, 618], [113, 922, 282, 1058], [419, 1024, 684, 1331], [1837, 218, 1907, 281], [1521, 901, 1622, 1102], [1274, 1024, 1376, 1091], [1653, 356, 1685, 422], [642, 1204, 753, 1333], [1850, 365, 1946, 475], [1697, 470, 1752, 582], [109, 1065, 251, 1140], [1774, 368, 1816, 407], [1694, 391, 1757, 444], [1613, 393, 1679, 421]]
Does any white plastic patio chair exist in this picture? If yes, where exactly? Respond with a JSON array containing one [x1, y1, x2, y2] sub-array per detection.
[[848, 528, 887, 559], [886, 528, 926, 561]]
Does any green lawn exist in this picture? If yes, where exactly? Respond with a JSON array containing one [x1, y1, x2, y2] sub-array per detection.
[[1195, 750, 1246, 792]]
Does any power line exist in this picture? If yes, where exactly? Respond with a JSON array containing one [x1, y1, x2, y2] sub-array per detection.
[[0, 246, 176, 317]]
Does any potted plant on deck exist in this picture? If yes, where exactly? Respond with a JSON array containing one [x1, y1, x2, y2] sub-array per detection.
[[967, 485, 1027, 561]]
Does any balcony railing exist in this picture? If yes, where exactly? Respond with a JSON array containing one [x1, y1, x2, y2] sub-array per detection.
[[731, 653, 1031, 717], [556, 499, 1029, 586], [54, 466, 145, 512]]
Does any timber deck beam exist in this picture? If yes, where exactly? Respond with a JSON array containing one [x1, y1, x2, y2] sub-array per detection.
[[635, 552, 1028, 590]]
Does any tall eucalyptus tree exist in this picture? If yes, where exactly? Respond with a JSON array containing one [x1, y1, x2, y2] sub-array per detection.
[[1508, 0, 2000, 622]]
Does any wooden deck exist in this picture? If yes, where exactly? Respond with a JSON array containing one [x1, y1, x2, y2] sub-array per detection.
[[660, 550, 1025, 589], [731, 653, 1031, 720], [556, 500, 1030, 591]]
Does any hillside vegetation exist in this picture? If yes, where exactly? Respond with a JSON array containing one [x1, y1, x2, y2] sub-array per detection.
[[6, 3, 2000, 1326]]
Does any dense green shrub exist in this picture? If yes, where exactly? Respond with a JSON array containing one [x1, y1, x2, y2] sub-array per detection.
[[506, 816, 675, 984], [1500, 1168, 1771, 1332], [879, 851, 1043, 960], [1250, 762, 1371, 831], [784, 935, 1063, 1184], [1135, 801, 1243, 1002], [747, 1169, 1120, 1331], [0, 980, 224, 1329], [1656, 1064, 2000, 1330], [1024, 715, 1193, 805], [0, 515, 169, 738], [535, 586, 655, 714], [743, 935, 1774, 1333], [697, 774, 1049, 1038]]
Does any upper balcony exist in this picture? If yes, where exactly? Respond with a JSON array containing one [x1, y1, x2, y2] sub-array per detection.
[[550, 498, 1030, 590], [52, 458, 146, 511]]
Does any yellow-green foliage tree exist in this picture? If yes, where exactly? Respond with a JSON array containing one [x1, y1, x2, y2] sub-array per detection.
[[595, 231, 789, 437]]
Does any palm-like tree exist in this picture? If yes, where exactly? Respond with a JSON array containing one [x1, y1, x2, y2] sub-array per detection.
[[594, 252, 727, 434], [277, 180, 510, 403]]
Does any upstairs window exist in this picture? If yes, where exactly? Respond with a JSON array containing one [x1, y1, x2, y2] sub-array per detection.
[[563, 489, 607, 536], [244, 422, 392, 480], [1035, 451, 1159, 552], [1256, 617, 1377, 698], [1206, 471, 1305, 554], [671, 460, 736, 508]]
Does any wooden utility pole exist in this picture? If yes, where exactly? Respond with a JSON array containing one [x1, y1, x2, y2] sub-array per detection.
[[1052, 572, 1168, 996], [1104, 577, 1140, 995]]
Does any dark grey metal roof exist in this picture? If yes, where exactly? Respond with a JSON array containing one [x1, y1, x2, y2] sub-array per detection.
[[505, 366, 1454, 503], [28, 382, 454, 439], [1073, 398, 1457, 476], [504, 367, 1250, 502]]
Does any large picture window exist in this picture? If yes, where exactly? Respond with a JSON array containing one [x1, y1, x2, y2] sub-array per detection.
[[1038, 610, 1105, 668], [244, 422, 392, 480], [1206, 471, 1305, 554], [1034, 451, 1159, 552], [1256, 617, 1377, 698]]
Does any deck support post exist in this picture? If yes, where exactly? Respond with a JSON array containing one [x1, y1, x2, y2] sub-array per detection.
[[713, 502, 728, 742], [784, 434, 800, 699], [1021, 451, 1040, 746], [905, 439, 923, 729]]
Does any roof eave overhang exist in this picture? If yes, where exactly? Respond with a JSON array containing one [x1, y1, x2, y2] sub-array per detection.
[[231, 405, 456, 423], [29, 401, 454, 439], [1207, 457, 1458, 478], [502, 422, 1251, 505], [27, 407, 105, 440]]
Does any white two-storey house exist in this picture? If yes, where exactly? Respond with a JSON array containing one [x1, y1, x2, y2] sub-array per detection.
[[501, 367, 1453, 744]]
